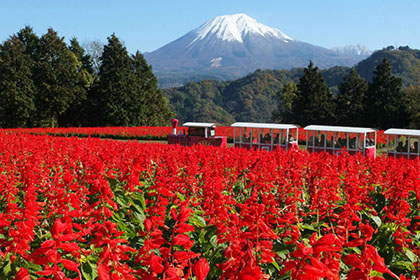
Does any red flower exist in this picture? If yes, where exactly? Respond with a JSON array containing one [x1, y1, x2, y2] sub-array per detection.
[[193, 258, 210, 280], [14, 267, 30, 280]]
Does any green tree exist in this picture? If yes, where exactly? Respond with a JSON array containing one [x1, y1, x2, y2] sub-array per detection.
[[89, 34, 135, 126], [0, 36, 36, 128], [291, 61, 335, 126], [59, 38, 94, 126], [403, 85, 420, 128], [336, 68, 368, 126], [131, 51, 172, 125], [90, 34, 171, 126], [364, 58, 408, 129], [272, 82, 298, 123], [16, 26, 40, 61], [32, 28, 86, 127]]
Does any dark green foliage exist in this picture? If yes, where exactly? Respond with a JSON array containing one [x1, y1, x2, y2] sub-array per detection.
[[356, 46, 420, 86], [131, 52, 173, 125], [32, 28, 86, 127], [59, 38, 95, 127], [89, 35, 172, 126], [336, 68, 368, 126], [364, 58, 408, 129], [1, 27, 169, 128], [89, 34, 141, 126], [165, 69, 306, 124], [272, 82, 298, 123], [291, 61, 335, 126], [0, 36, 36, 128], [403, 85, 420, 128]]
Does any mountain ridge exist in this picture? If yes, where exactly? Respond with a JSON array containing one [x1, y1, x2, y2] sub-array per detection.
[[144, 13, 365, 88], [164, 46, 420, 124]]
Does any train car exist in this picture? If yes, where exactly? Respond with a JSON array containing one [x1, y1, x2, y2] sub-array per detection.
[[231, 122, 299, 152], [168, 119, 227, 148], [384, 128, 420, 159], [304, 125, 376, 158]]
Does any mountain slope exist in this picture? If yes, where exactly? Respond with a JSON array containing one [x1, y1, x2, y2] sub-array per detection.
[[164, 46, 420, 124], [356, 46, 420, 86], [164, 67, 350, 124], [145, 14, 363, 87]]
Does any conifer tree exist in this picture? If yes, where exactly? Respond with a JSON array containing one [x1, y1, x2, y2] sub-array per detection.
[[90, 35, 172, 126], [33, 28, 85, 127], [16, 26, 40, 61], [0, 36, 36, 128], [403, 85, 420, 128], [365, 58, 407, 129], [272, 82, 298, 123], [336, 68, 368, 126], [89, 34, 138, 126], [131, 51, 172, 125], [292, 61, 335, 126], [59, 38, 94, 126]]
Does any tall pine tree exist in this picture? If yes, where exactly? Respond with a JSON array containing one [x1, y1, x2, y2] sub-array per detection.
[[90, 35, 172, 126], [131, 51, 172, 125], [272, 82, 298, 123], [32, 28, 86, 127], [59, 37, 94, 126], [90, 34, 138, 126], [291, 61, 335, 126], [336, 68, 368, 126], [0, 36, 36, 128], [365, 58, 407, 129]]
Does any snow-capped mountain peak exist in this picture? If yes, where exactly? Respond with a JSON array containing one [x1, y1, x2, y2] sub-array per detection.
[[192, 13, 294, 44], [331, 44, 372, 57]]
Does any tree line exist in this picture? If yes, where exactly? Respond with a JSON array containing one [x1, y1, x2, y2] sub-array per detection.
[[0, 26, 172, 128], [273, 59, 420, 129]]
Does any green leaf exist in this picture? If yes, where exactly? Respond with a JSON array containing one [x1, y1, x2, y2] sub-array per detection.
[[391, 261, 415, 272], [210, 235, 218, 248], [405, 248, 418, 263], [2, 260, 12, 278], [271, 258, 281, 271], [276, 250, 289, 260], [190, 215, 206, 227], [176, 192, 186, 202], [301, 224, 317, 231], [81, 261, 98, 280], [371, 215, 382, 227], [131, 193, 146, 212], [114, 190, 128, 207]]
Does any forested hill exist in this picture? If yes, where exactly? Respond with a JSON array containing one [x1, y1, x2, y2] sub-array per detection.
[[356, 46, 420, 86], [164, 46, 420, 124]]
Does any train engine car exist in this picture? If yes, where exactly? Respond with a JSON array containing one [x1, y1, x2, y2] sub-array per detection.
[[168, 119, 227, 148]]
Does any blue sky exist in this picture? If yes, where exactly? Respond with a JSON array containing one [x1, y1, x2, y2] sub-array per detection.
[[1, 0, 419, 54]]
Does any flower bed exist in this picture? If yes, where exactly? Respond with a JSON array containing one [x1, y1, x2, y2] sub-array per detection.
[[0, 126, 388, 146], [0, 133, 417, 279]]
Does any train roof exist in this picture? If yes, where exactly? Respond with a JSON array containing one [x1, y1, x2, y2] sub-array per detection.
[[231, 122, 299, 129], [182, 122, 216, 128], [384, 128, 420, 137], [304, 125, 376, 134]]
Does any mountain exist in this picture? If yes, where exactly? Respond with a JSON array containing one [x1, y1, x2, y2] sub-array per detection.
[[164, 46, 420, 124], [144, 14, 364, 87], [164, 66, 350, 125], [331, 44, 372, 57], [356, 46, 420, 86]]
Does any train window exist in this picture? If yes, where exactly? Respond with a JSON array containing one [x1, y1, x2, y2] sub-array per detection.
[[210, 128, 215, 137]]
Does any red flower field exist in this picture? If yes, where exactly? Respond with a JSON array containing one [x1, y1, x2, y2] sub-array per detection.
[[0, 126, 388, 146], [0, 133, 418, 279]]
